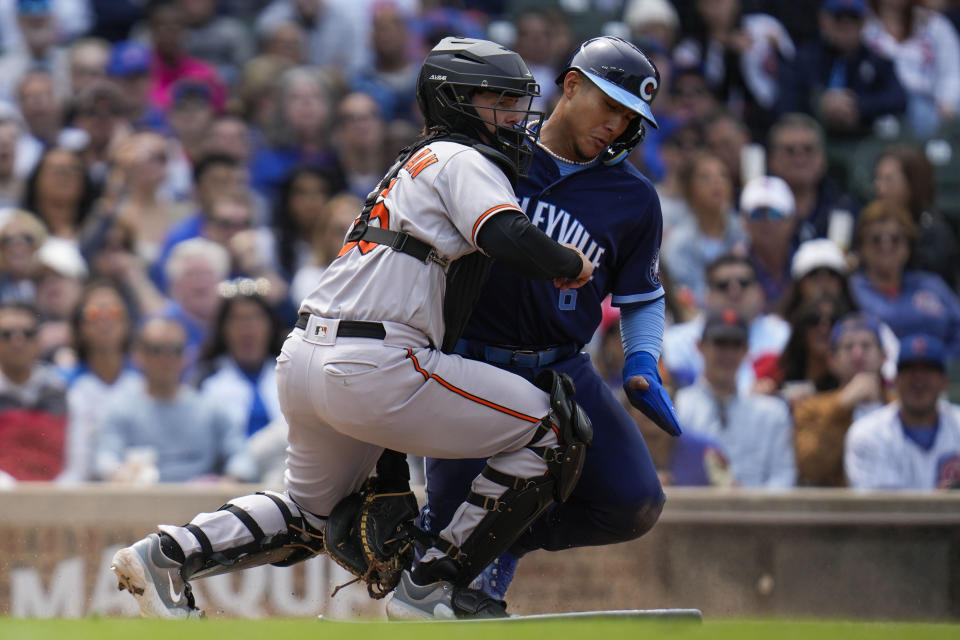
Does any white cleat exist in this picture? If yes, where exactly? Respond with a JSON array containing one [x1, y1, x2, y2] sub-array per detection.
[[111, 533, 202, 619], [386, 571, 456, 620], [386, 570, 507, 620]]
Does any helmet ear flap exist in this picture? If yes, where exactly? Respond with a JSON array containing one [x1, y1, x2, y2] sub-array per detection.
[[604, 118, 646, 163]]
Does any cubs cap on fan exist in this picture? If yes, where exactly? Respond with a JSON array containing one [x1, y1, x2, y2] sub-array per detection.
[[107, 41, 151, 77], [829, 312, 882, 350], [702, 308, 749, 342], [172, 79, 213, 107], [740, 175, 795, 221], [17, 0, 50, 15], [897, 334, 947, 371], [821, 0, 866, 16], [791, 239, 848, 280]]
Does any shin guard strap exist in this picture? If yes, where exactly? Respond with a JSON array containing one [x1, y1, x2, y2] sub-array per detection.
[[222, 504, 266, 541], [525, 419, 557, 447], [436, 537, 466, 563], [185, 524, 213, 557], [481, 465, 534, 490], [466, 492, 504, 512], [258, 491, 302, 529]]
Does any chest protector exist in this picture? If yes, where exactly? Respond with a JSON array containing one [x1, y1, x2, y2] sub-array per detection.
[[345, 131, 518, 353]]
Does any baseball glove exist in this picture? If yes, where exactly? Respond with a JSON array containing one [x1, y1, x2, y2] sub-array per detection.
[[323, 477, 421, 599]]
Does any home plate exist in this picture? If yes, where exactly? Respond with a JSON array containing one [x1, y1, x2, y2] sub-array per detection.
[[451, 609, 703, 622], [320, 609, 703, 623]]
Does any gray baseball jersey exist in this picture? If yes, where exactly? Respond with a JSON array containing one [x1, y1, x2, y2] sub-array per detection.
[[300, 141, 520, 348]]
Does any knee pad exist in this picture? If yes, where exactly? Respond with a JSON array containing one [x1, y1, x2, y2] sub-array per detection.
[[529, 370, 593, 502]]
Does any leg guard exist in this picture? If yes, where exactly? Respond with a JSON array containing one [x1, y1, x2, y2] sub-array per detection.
[[433, 464, 555, 586], [428, 370, 593, 586], [161, 490, 326, 581]]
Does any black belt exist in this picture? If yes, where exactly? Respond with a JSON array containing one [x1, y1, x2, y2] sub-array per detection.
[[295, 313, 386, 339]]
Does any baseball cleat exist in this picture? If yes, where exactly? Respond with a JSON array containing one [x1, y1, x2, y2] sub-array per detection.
[[111, 533, 202, 619], [386, 570, 507, 620]]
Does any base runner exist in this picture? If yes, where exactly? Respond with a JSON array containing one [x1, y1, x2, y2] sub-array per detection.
[[422, 36, 681, 604]]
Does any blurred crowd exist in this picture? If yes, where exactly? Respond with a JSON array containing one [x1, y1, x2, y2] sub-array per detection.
[[0, 0, 958, 492]]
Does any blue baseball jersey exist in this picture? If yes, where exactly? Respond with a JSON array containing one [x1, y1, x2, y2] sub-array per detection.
[[462, 148, 665, 349]]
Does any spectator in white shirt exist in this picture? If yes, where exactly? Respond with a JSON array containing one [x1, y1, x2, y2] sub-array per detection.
[[845, 333, 960, 489], [675, 307, 797, 488]]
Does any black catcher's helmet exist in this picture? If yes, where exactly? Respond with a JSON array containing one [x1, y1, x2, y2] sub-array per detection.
[[556, 36, 660, 162], [417, 37, 543, 176]]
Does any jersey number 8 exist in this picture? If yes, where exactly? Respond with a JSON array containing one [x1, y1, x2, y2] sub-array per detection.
[[558, 290, 578, 311]]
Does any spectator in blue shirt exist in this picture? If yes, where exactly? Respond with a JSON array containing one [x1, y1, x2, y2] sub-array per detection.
[[850, 199, 960, 362], [776, 0, 907, 137]]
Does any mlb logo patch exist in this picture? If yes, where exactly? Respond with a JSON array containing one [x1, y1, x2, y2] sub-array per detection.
[[305, 316, 338, 345]]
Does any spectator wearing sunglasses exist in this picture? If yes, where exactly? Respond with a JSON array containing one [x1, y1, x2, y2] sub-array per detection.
[[850, 200, 960, 362], [105, 131, 192, 267], [663, 253, 790, 394], [741, 175, 797, 313], [771, 238, 900, 384], [0, 300, 68, 481], [872, 145, 959, 288], [0, 208, 46, 304], [776, 292, 854, 404], [767, 113, 860, 249], [201, 189, 290, 314], [94, 315, 255, 483], [674, 307, 796, 488]]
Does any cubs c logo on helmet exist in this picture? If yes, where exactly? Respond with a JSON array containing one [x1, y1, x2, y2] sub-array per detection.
[[640, 77, 658, 103]]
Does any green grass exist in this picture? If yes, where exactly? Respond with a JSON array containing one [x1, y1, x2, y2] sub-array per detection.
[[1, 618, 958, 640]]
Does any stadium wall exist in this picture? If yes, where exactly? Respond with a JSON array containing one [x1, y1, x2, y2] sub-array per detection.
[[1, 485, 957, 620]]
